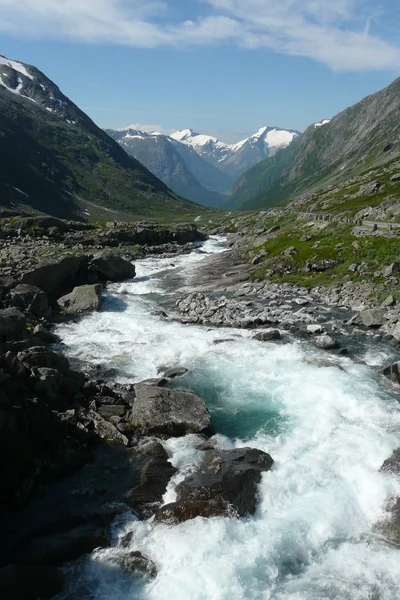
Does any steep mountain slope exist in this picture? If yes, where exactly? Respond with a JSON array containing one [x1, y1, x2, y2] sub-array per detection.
[[170, 127, 300, 178], [0, 55, 203, 221], [107, 128, 230, 207], [231, 77, 400, 211]]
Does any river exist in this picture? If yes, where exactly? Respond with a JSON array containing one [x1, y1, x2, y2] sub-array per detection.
[[56, 236, 400, 600]]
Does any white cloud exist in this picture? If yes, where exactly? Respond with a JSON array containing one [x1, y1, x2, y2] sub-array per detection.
[[0, 0, 399, 71]]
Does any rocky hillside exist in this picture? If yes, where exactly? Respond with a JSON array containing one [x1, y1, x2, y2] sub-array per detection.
[[229, 77, 400, 210], [107, 129, 230, 208], [0, 55, 204, 222]]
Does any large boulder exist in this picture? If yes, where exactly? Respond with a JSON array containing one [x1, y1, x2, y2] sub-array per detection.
[[17, 346, 70, 374], [21, 256, 90, 301], [8, 284, 50, 317], [155, 447, 274, 524], [359, 308, 386, 328], [109, 551, 157, 579], [130, 386, 212, 437], [91, 251, 136, 282], [57, 284, 102, 315], [0, 308, 26, 338]]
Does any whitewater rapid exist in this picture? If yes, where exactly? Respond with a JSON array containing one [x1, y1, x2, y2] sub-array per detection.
[[57, 237, 400, 600]]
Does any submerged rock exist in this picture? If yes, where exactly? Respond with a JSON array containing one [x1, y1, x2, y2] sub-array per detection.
[[155, 447, 274, 525], [57, 283, 103, 315], [253, 329, 281, 342], [130, 386, 212, 437]]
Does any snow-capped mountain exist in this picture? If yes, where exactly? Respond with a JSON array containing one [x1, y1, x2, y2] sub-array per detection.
[[170, 126, 300, 178], [107, 128, 232, 208], [108, 125, 300, 206]]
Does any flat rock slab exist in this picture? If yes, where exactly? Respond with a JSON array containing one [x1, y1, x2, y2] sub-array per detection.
[[131, 386, 212, 437]]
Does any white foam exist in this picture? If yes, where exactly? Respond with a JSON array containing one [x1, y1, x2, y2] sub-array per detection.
[[57, 237, 400, 600]]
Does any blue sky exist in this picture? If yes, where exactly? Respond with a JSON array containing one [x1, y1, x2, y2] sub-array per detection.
[[1, 0, 400, 143]]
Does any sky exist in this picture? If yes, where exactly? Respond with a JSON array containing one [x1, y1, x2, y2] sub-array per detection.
[[1, 0, 400, 143]]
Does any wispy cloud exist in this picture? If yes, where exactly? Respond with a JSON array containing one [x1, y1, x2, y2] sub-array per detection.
[[0, 0, 399, 71]]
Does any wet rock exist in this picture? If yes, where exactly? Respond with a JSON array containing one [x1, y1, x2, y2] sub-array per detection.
[[379, 362, 400, 386], [155, 447, 274, 524], [253, 329, 281, 342], [8, 284, 50, 317], [158, 366, 189, 380], [0, 307, 26, 338], [131, 386, 212, 437], [313, 335, 339, 350], [112, 551, 157, 579], [91, 251, 136, 282], [0, 565, 64, 600], [359, 308, 386, 328], [57, 283, 103, 315], [381, 448, 400, 474]]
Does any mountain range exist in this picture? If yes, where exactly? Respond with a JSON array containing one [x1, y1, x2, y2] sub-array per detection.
[[228, 79, 400, 210], [107, 126, 300, 208], [0, 55, 203, 221]]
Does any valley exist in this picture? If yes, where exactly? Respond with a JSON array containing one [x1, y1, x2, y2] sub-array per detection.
[[1, 51, 400, 600]]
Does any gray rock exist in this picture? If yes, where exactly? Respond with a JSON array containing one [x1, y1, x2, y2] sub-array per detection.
[[155, 447, 274, 524], [33, 324, 61, 345], [391, 322, 400, 341], [380, 362, 400, 386], [381, 295, 395, 308], [8, 284, 50, 317], [158, 366, 189, 380], [313, 335, 339, 350], [359, 308, 386, 328], [383, 263, 400, 278], [88, 410, 129, 445], [359, 181, 381, 195], [18, 346, 70, 373], [253, 329, 281, 342], [282, 246, 297, 256], [390, 173, 400, 182], [131, 386, 212, 437], [57, 284, 102, 315], [91, 251, 136, 282], [348, 263, 359, 273], [307, 324, 323, 334], [0, 307, 26, 338]]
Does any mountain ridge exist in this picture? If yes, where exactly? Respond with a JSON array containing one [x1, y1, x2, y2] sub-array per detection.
[[0, 55, 203, 221]]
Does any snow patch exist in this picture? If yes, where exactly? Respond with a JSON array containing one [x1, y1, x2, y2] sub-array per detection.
[[12, 187, 29, 198], [314, 119, 330, 128], [0, 55, 34, 80], [0, 75, 36, 103]]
